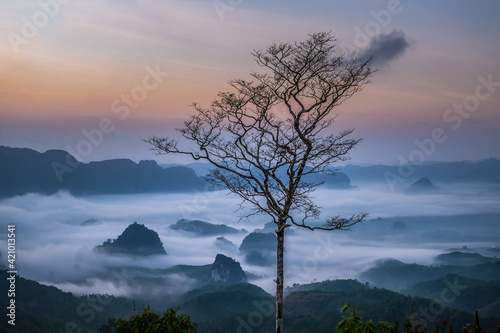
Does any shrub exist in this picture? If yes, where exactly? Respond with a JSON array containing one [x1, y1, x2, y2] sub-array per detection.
[[114, 306, 196, 333]]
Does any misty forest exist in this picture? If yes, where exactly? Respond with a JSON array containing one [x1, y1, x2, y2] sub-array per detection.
[[1, 21, 500, 333]]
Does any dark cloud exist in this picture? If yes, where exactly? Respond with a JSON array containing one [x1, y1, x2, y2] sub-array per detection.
[[357, 29, 413, 67]]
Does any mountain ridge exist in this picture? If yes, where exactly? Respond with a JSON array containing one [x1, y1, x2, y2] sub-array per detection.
[[340, 157, 500, 184], [0, 145, 208, 198]]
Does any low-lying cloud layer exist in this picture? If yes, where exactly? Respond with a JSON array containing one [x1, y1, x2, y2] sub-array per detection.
[[0, 181, 498, 298]]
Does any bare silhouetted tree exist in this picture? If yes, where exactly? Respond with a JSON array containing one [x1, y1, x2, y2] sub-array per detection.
[[146, 32, 374, 333]]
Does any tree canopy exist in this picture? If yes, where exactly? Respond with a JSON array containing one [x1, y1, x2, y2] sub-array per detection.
[[147, 31, 374, 333]]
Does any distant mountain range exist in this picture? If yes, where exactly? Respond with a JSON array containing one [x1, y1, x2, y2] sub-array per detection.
[[1, 145, 498, 198], [360, 253, 500, 291], [164, 158, 500, 185], [0, 146, 208, 198], [162, 162, 352, 188], [340, 158, 500, 184], [169, 219, 246, 235], [401, 273, 500, 317]]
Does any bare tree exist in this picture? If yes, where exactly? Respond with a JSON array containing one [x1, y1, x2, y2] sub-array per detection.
[[146, 32, 374, 333]]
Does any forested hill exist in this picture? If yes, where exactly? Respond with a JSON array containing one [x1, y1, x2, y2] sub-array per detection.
[[0, 145, 208, 198], [2, 269, 499, 332], [0, 270, 132, 333]]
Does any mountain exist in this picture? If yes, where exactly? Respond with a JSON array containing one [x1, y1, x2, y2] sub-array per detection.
[[213, 236, 237, 253], [239, 232, 276, 267], [253, 221, 294, 235], [245, 250, 273, 266], [169, 218, 244, 235], [281, 280, 500, 332], [407, 176, 439, 193], [3, 269, 500, 333], [340, 158, 500, 184], [304, 169, 351, 188], [239, 232, 276, 253], [0, 145, 208, 198], [95, 222, 167, 256], [401, 273, 500, 315], [179, 283, 274, 331], [360, 257, 500, 290], [143, 254, 249, 290], [274, 165, 352, 189], [349, 213, 500, 244], [177, 278, 500, 333], [211, 254, 247, 285], [435, 251, 499, 266], [401, 273, 484, 298], [285, 279, 367, 295], [164, 162, 352, 188], [0, 270, 132, 333], [161, 162, 213, 176]]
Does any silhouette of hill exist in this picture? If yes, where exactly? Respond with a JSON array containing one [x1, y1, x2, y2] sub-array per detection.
[[2, 269, 500, 333], [435, 251, 499, 266], [179, 283, 274, 330], [239, 232, 276, 253], [95, 222, 167, 256], [163, 162, 352, 188], [284, 279, 367, 295], [401, 273, 500, 314], [245, 250, 272, 266], [239, 232, 276, 267], [177, 278, 500, 332], [213, 236, 237, 252], [211, 254, 247, 285], [360, 257, 500, 290], [253, 221, 294, 235], [304, 168, 351, 188], [340, 158, 500, 184], [169, 219, 244, 235], [154, 254, 248, 289], [407, 176, 438, 193], [0, 145, 208, 198], [0, 270, 132, 333]]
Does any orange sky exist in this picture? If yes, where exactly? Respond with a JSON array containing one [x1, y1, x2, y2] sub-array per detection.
[[1, 0, 499, 164]]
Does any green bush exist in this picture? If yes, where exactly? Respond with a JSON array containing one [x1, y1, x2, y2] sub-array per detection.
[[113, 306, 196, 333], [336, 303, 396, 333]]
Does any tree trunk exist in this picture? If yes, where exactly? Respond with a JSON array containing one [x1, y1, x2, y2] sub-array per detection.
[[275, 224, 285, 333]]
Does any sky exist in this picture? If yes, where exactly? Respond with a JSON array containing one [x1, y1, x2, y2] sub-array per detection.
[[1, 0, 500, 165]]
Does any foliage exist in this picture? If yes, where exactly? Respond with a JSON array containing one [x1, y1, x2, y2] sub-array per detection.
[[336, 303, 396, 333], [114, 306, 196, 333]]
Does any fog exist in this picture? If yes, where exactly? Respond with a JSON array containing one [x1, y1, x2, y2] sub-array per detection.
[[0, 181, 499, 299]]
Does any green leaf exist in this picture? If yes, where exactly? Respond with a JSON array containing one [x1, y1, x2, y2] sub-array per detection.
[[341, 303, 350, 313]]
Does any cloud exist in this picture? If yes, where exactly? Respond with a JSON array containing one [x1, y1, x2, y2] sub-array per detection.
[[0, 183, 498, 297], [357, 29, 413, 67]]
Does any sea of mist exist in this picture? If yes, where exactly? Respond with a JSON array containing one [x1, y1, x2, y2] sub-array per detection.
[[0, 180, 499, 298]]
